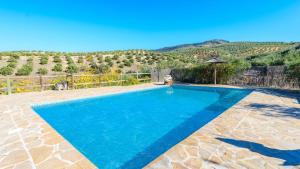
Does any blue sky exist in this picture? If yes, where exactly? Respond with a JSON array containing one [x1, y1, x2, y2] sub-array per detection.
[[0, 0, 300, 51]]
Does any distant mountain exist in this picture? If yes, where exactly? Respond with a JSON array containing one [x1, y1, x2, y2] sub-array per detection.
[[156, 39, 229, 52]]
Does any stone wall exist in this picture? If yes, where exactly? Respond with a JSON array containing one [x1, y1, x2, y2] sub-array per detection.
[[161, 66, 299, 89], [228, 66, 299, 89]]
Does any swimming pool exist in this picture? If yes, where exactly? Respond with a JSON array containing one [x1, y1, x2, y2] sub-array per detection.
[[33, 85, 251, 169]]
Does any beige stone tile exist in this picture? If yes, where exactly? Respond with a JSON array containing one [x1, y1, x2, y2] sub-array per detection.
[[74, 159, 97, 169], [29, 146, 53, 165], [36, 157, 69, 169], [0, 149, 29, 167], [184, 158, 203, 169], [14, 160, 34, 169], [59, 149, 84, 163], [172, 162, 188, 169]]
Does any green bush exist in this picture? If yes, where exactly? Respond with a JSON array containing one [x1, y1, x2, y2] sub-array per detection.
[[7, 62, 17, 68], [66, 56, 74, 64], [105, 57, 112, 63], [16, 63, 33, 76], [52, 63, 63, 72], [97, 56, 103, 63], [270, 59, 285, 66], [53, 55, 62, 63], [123, 76, 139, 85], [85, 55, 94, 62], [40, 56, 48, 65], [89, 61, 98, 69], [11, 54, 20, 60], [251, 61, 268, 66], [136, 57, 141, 62], [172, 63, 236, 84], [107, 61, 113, 67], [27, 57, 33, 63], [112, 55, 119, 60], [97, 64, 110, 74], [37, 68, 48, 75], [8, 56, 17, 63], [77, 56, 84, 64], [287, 62, 300, 81], [66, 63, 78, 74], [0, 66, 14, 76], [118, 64, 124, 68], [123, 60, 132, 67]]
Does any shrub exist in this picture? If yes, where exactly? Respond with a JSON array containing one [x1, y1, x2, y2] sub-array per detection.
[[0, 66, 14, 76], [107, 61, 113, 67], [8, 56, 17, 63], [123, 60, 132, 67], [97, 64, 110, 74], [136, 57, 141, 62], [16, 63, 33, 76], [105, 57, 112, 63], [251, 61, 268, 67], [97, 56, 103, 63], [27, 57, 33, 63], [123, 76, 139, 85], [127, 55, 133, 59], [100, 70, 120, 85], [112, 55, 119, 60], [37, 68, 48, 75], [270, 59, 285, 66], [65, 63, 78, 74], [11, 54, 20, 60], [52, 63, 63, 72], [139, 65, 151, 73], [171, 63, 236, 84], [287, 62, 300, 81], [89, 61, 98, 69], [40, 56, 48, 65], [148, 60, 154, 65], [7, 62, 17, 68], [85, 55, 94, 62], [118, 64, 124, 68], [66, 56, 74, 64], [53, 55, 62, 63], [77, 56, 84, 64]]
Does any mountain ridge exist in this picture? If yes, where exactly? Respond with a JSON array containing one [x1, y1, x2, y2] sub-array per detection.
[[156, 39, 230, 52]]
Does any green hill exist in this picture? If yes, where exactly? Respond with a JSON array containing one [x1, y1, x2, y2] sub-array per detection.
[[0, 41, 299, 77]]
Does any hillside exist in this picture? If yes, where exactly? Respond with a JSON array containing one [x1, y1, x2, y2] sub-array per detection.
[[163, 41, 299, 64], [0, 50, 176, 76], [156, 39, 229, 52], [0, 41, 299, 77]]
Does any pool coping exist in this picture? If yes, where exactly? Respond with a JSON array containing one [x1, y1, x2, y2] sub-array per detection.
[[0, 83, 299, 169]]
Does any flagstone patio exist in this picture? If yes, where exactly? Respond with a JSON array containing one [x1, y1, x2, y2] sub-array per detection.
[[146, 87, 300, 169]]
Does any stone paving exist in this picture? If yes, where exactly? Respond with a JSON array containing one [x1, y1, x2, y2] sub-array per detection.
[[145, 87, 300, 169], [0, 84, 299, 169]]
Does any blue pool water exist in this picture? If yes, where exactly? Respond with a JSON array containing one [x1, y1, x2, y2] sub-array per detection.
[[33, 85, 251, 169]]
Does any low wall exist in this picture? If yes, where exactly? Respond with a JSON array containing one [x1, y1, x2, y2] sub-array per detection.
[[158, 66, 299, 89], [228, 66, 299, 89]]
